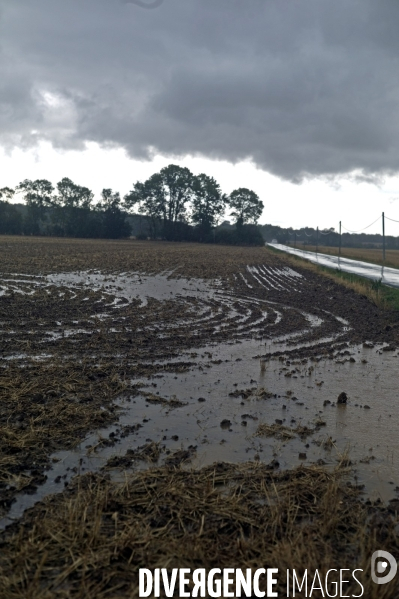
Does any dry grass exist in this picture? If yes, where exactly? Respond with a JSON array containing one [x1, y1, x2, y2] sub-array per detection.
[[255, 422, 316, 440], [0, 462, 398, 598]]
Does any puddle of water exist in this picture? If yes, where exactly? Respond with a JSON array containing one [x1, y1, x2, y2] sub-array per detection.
[[1, 265, 397, 529], [46, 271, 216, 307], [0, 270, 218, 307], [1, 353, 53, 362], [2, 336, 397, 530], [2, 272, 332, 349], [246, 265, 303, 293]]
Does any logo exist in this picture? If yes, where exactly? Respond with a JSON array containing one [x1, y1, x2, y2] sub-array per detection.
[[371, 550, 397, 585]]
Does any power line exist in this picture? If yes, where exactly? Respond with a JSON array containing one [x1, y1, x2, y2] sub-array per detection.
[[341, 215, 381, 234], [287, 229, 313, 238], [280, 212, 399, 267]]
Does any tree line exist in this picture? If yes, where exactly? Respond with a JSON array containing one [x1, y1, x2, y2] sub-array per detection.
[[0, 179, 130, 239], [0, 164, 265, 244], [261, 224, 399, 250]]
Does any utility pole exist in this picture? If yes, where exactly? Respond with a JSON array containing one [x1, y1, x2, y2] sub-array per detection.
[[316, 226, 319, 253], [339, 221, 341, 256], [382, 212, 386, 263]]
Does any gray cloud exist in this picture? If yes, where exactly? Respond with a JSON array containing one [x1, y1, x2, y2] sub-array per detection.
[[123, 0, 164, 8], [1, 0, 399, 180]]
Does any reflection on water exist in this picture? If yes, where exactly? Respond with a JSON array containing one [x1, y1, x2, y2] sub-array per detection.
[[2, 336, 399, 529]]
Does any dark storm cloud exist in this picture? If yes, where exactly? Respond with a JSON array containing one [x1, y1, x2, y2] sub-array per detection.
[[1, 0, 399, 180]]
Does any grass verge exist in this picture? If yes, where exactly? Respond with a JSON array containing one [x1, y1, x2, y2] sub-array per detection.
[[268, 246, 399, 311]]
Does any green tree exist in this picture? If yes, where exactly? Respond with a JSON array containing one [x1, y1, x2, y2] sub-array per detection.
[[53, 178, 94, 237], [16, 179, 54, 235], [125, 165, 194, 240], [228, 188, 264, 226], [159, 164, 193, 227], [98, 189, 131, 239], [0, 187, 15, 202], [124, 175, 164, 239], [191, 174, 226, 238], [0, 187, 23, 234], [54, 177, 95, 237], [56, 177, 93, 209]]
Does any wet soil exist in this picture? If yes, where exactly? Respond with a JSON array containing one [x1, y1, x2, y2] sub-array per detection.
[[1, 237, 399, 527]]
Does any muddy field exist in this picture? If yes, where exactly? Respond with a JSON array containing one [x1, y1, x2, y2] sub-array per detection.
[[1, 236, 399, 597]]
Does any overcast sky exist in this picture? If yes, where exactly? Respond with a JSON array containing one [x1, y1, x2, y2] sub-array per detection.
[[2, 0, 399, 233]]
